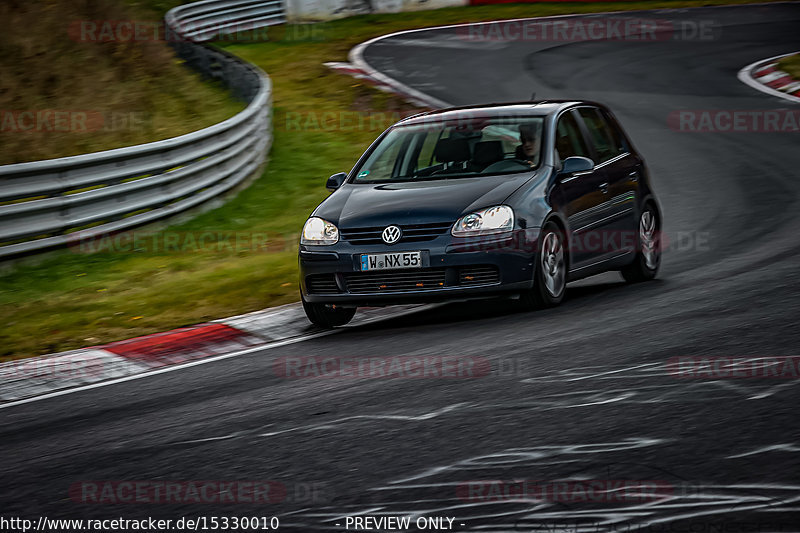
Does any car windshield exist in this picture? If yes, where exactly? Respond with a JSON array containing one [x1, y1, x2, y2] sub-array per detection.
[[352, 116, 545, 182]]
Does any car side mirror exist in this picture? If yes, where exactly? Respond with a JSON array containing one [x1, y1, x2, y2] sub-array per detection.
[[559, 156, 594, 176], [326, 172, 347, 191]]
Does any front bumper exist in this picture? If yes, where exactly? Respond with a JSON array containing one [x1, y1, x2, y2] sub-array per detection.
[[299, 232, 538, 306]]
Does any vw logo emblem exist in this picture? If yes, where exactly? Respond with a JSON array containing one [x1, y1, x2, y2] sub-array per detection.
[[382, 225, 402, 244]]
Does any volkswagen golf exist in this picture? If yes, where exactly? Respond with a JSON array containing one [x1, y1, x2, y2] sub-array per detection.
[[298, 101, 661, 327]]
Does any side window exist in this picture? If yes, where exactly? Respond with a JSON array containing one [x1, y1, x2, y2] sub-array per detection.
[[577, 108, 623, 162], [555, 112, 590, 163], [601, 110, 630, 154]]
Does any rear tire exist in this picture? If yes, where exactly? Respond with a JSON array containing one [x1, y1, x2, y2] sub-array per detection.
[[621, 204, 660, 283], [518, 222, 567, 310], [302, 297, 356, 328]]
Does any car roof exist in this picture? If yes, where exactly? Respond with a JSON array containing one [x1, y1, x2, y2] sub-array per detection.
[[397, 100, 606, 126]]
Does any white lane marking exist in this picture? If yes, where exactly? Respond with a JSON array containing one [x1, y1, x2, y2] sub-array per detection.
[[0, 330, 337, 411], [635, 495, 800, 529], [738, 52, 800, 104], [168, 402, 471, 445], [747, 381, 798, 400], [562, 362, 663, 382], [257, 402, 469, 438], [542, 391, 637, 409], [375, 36, 508, 50], [727, 443, 800, 459], [388, 437, 666, 485], [173, 434, 240, 445]]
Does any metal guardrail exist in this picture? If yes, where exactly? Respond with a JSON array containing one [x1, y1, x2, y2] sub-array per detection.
[[166, 0, 286, 42], [0, 1, 285, 259]]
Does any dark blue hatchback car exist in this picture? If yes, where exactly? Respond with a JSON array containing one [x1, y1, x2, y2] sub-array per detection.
[[299, 101, 661, 327]]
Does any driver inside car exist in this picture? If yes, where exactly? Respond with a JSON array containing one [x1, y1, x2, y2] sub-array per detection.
[[515, 123, 541, 167]]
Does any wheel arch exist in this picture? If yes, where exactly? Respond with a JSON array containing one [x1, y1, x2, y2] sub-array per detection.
[[640, 194, 662, 224]]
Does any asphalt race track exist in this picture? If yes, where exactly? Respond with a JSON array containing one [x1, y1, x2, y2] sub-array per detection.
[[2, 3, 800, 531]]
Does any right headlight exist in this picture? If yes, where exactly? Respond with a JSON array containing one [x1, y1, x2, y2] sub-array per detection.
[[301, 217, 339, 245], [452, 205, 514, 237]]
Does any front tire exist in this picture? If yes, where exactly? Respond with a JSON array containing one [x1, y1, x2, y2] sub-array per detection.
[[518, 222, 567, 309], [302, 297, 356, 328], [621, 205, 660, 283]]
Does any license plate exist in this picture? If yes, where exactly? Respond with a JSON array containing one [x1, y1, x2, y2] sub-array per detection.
[[360, 251, 422, 271]]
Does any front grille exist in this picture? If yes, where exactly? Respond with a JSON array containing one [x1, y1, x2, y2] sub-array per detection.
[[344, 268, 447, 294], [306, 274, 340, 294], [340, 222, 452, 245], [342, 265, 500, 294], [460, 265, 500, 285]]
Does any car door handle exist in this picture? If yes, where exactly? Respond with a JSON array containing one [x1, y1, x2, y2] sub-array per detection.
[[599, 182, 609, 193]]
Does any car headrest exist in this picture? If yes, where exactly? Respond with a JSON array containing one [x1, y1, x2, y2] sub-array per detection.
[[434, 137, 470, 163], [473, 141, 505, 166]]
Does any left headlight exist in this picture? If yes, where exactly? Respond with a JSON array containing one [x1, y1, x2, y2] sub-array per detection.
[[301, 217, 339, 245], [452, 205, 514, 237]]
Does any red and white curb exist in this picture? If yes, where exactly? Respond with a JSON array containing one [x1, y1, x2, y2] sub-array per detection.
[[324, 61, 444, 109], [0, 303, 431, 406], [738, 52, 800, 104]]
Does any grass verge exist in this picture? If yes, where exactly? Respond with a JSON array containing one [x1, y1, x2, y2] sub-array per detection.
[[0, 0, 785, 360], [0, 0, 243, 165]]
